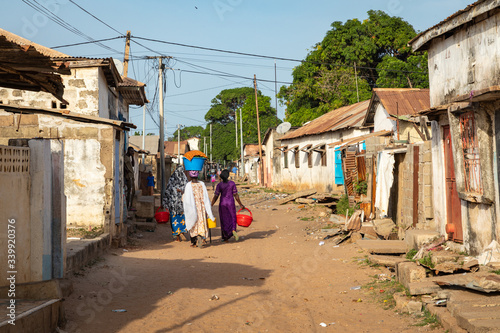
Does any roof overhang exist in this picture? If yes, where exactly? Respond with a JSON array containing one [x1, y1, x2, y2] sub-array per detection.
[[0, 33, 70, 103], [65, 58, 122, 87], [409, 0, 500, 52], [118, 76, 148, 106], [328, 130, 392, 149]]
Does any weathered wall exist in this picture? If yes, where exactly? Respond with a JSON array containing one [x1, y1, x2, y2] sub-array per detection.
[[431, 119, 448, 236], [365, 135, 392, 212], [0, 111, 121, 231], [0, 146, 31, 286], [279, 128, 369, 193], [427, 11, 500, 106], [418, 141, 435, 229], [0, 67, 101, 116], [64, 139, 106, 228]]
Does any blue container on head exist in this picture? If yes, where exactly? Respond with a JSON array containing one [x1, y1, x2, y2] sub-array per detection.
[[183, 156, 206, 171]]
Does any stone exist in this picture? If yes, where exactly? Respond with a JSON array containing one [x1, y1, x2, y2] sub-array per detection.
[[405, 229, 441, 250], [350, 232, 363, 243], [68, 79, 86, 88], [396, 261, 427, 289], [373, 218, 396, 238], [406, 281, 442, 295], [357, 240, 408, 254], [393, 292, 409, 311], [407, 301, 423, 314], [368, 254, 409, 268], [296, 198, 315, 204]]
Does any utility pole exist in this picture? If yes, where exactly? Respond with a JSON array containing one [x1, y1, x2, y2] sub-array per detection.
[[235, 111, 238, 148], [354, 62, 359, 103], [142, 104, 146, 164], [210, 123, 212, 163], [240, 108, 243, 176], [253, 75, 263, 185], [177, 124, 181, 165], [274, 60, 278, 113], [158, 57, 166, 204], [123, 30, 131, 77], [203, 137, 206, 155]]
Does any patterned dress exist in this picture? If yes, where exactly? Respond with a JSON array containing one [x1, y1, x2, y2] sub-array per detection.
[[189, 182, 209, 239], [163, 166, 188, 237]]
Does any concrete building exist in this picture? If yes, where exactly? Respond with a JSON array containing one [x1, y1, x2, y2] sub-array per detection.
[[0, 29, 146, 235], [409, 0, 500, 254], [277, 100, 371, 193]]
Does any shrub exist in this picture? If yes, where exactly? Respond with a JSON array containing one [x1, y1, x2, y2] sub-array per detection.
[[354, 180, 368, 195], [336, 195, 354, 216]]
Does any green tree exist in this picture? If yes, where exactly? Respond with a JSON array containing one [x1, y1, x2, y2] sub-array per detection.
[[171, 125, 204, 141], [279, 10, 429, 126], [204, 87, 281, 161]]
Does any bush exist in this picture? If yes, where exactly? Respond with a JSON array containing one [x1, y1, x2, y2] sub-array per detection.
[[354, 180, 367, 195], [336, 195, 354, 216]]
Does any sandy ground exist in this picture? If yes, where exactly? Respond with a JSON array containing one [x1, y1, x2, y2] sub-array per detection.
[[63, 187, 444, 333]]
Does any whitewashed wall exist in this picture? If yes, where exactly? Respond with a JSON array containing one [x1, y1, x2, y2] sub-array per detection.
[[279, 128, 369, 193]]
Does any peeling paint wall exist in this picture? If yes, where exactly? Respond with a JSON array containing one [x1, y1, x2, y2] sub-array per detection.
[[427, 12, 500, 106], [64, 139, 106, 227]]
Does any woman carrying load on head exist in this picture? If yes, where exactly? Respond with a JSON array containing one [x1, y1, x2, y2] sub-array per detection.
[[163, 165, 188, 242], [183, 170, 215, 248], [211, 169, 244, 242]]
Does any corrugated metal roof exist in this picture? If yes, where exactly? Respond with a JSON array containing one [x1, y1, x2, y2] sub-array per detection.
[[375, 88, 430, 116], [0, 28, 69, 58], [280, 100, 370, 140], [129, 135, 159, 154]]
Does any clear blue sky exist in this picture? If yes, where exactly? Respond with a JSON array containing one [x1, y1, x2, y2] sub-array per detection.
[[3, 0, 471, 137]]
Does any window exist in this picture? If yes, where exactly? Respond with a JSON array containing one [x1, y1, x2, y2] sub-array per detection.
[[283, 150, 288, 169], [321, 147, 327, 166], [295, 150, 300, 168], [459, 111, 482, 194]]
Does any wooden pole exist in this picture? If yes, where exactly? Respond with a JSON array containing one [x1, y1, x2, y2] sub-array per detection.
[[159, 58, 166, 205], [253, 75, 263, 185], [123, 30, 131, 77]]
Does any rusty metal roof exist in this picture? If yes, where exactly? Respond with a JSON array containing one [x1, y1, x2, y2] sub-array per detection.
[[409, 0, 496, 51], [0, 28, 69, 58], [280, 100, 370, 141], [374, 88, 430, 116], [118, 77, 148, 105]]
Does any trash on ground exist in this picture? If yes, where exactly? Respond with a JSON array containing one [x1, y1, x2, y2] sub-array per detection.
[[112, 309, 127, 312], [319, 323, 327, 327], [350, 286, 361, 290], [319, 241, 325, 246], [122, 249, 129, 252], [210, 295, 219, 301]]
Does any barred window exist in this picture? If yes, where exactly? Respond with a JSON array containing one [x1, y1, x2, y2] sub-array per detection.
[[459, 111, 482, 194]]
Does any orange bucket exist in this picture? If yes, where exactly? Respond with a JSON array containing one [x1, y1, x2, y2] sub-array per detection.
[[236, 208, 253, 227], [155, 207, 170, 224]]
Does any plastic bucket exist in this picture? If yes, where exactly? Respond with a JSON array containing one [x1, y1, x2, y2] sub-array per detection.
[[155, 207, 170, 224], [236, 207, 253, 227], [207, 217, 216, 229], [183, 157, 206, 171]]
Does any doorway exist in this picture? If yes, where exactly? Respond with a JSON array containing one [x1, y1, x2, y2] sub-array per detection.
[[443, 125, 463, 242]]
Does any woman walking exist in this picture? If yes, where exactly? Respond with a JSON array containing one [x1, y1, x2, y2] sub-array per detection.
[[163, 165, 188, 241], [183, 170, 215, 248], [211, 169, 244, 242]]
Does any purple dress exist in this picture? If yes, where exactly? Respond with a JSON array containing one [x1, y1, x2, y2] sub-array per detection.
[[215, 181, 237, 241]]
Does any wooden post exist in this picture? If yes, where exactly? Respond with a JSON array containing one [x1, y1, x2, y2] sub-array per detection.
[[123, 30, 131, 77], [253, 75, 263, 185]]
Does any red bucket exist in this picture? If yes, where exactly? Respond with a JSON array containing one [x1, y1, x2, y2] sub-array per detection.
[[236, 207, 253, 227], [155, 207, 170, 224]]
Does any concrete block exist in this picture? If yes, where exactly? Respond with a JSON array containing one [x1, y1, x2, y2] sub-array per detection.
[[68, 79, 86, 88], [406, 281, 442, 295], [373, 218, 396, 238], [405, 229, 440, 250], [423, 185, 433, 197], [135, 195, 155, 218], [393, 292, 409, 311], [424, 206, 434, 218], [357, 240, 408, 254], [368, 254, 409, 267], [423, 152, 432, 162], [396, 261, 427, 288], [423, 164, 432, 176], [407, 301, 423, 314], [455, 309, 500, 333], [426, 304, 468, 333], [0, 115, 14, 127], [424, 195, 433, 207]]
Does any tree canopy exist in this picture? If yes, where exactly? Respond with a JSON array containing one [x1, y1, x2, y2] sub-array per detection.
[[204, 87, 281, 161], [170, 125, 204, 141], [278, 10, 428, 126]]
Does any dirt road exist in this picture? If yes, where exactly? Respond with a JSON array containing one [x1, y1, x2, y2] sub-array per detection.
[[64, 188, 443, 333]]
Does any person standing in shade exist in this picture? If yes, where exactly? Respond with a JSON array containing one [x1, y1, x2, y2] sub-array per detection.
[[183, 170, 215, 248], [163, 165, 188, 242], [211, 169, 244, 242], [124, 147, 135, 210], [147, 171, 155, 196]]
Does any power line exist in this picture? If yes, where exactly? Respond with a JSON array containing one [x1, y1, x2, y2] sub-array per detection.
[[68, 0, 122, 35], [51, 36, 124, 49], [132, 35, 428, 75]]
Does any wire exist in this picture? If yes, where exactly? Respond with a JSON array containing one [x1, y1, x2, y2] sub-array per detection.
[[51, 36, 125, 49], [132, 35, 428, 74], [169, 67, 292, 85], [68, 0, 122, 35]]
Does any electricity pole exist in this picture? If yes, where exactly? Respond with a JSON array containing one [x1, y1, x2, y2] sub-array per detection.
[[210, 123, 212, 163], [177, 124, 181, 165], [123, 30, 131, 77], [158, 57, 166, 204], [240, 108, 243, 176], [142, 104, 146, 164], [253, 75, 263, 185]]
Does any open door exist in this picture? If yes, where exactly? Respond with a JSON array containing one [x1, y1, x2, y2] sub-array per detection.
[[443, 125, 463, 242]]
